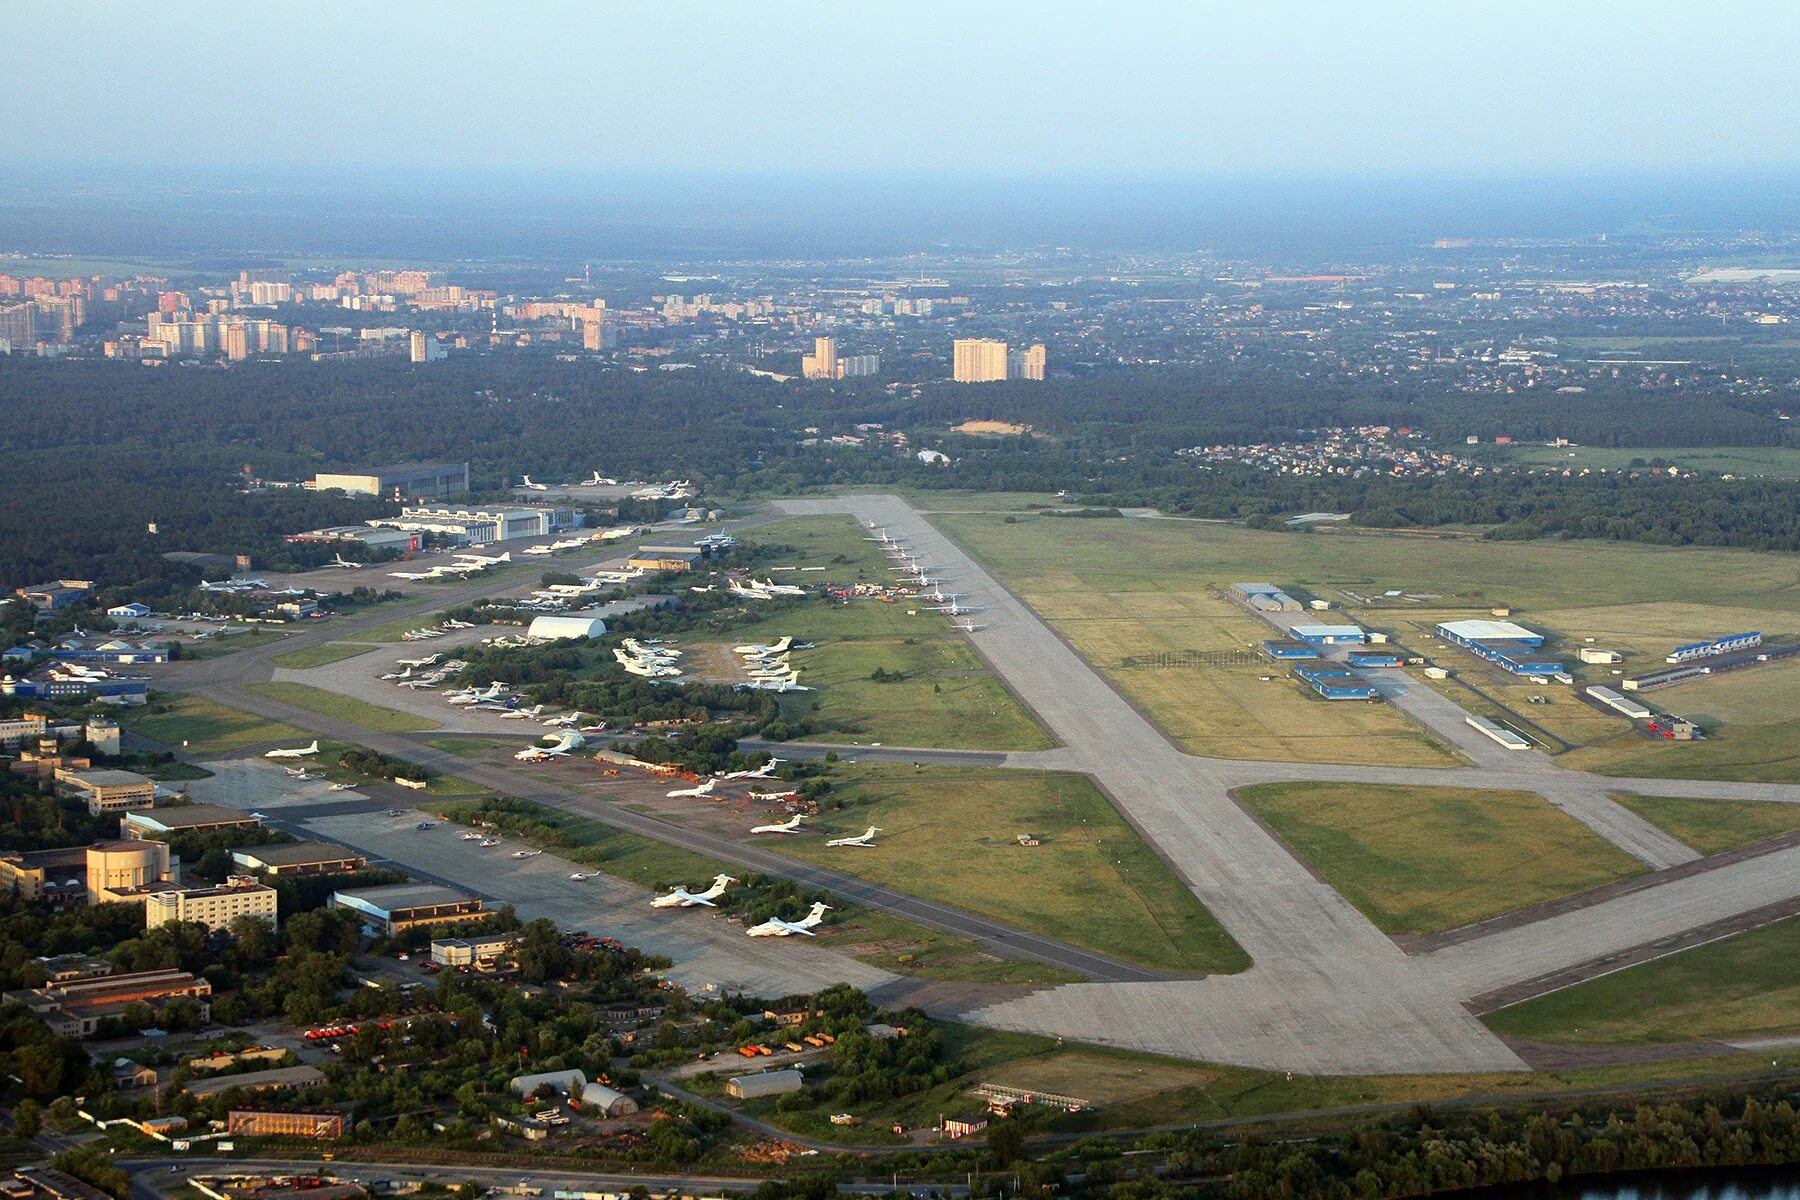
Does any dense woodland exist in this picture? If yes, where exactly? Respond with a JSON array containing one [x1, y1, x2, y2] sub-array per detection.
[[3, 355, 1800, 591]]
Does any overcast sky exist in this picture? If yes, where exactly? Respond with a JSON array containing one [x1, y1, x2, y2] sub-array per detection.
[[10, 1, 1799, 177]]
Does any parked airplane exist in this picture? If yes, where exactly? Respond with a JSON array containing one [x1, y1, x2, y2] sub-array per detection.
[[651, 873, 737, 908], [827, 826, 882, 848], [396, 653, 440, 668], [579, 471, 618, 486], [748, 788, 801, 803], [265, 740, 321, 759], [522, 544, 557, 556], [666, 779, 717, 799], [544, 711, 586, 727], [569, 871, 597, 880], [389, 570, 437, 581], [749, 813, 806, 835], [955, 619, 987, 634], [720, 758, 783, 780], [733, 636, 792, 655], [330, 554, 362, 569], [510, 849, 543, 859], [461, 831, 483, 841], [499, 704, 545, 721], [927, 601, 975, 616], [454, 552, 512, 569], [282, 765, 311, 779], [746, 902, 831, 937], [753, 577, 807, 596], [479, 838, 500, 848], [327, 782, 356, 792], [520, 475, 549, 491]]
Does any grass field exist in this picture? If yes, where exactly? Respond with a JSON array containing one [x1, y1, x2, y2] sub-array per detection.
[[1235, 783, 1645, 935], [724, 516, 1053, 751], [246, 681, 441, 733], [778, 763, 1248, 973], [434, 796, 1079, 985], [178, 627, 296, 657], [123, 694, 308, 754], [353, 614, 445, 643], [935, 510, 1800, 774], [1611, 793, 1800, 855], [1484, 917, 1800, 1046], [269, 641, 379, 669], [1486, 443, 1800, 478]]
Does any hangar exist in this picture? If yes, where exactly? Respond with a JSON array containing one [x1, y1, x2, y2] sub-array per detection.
[[528, 614, 606, 641]]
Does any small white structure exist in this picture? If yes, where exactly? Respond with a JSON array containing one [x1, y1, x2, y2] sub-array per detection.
[[1579, 647, 1623, 664], [527, 614, 607, 641]]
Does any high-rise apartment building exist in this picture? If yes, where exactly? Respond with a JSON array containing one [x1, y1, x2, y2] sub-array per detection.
[[801, 336, 839, 380], [953, 338, 1010, 383], [1010, 342, 1047, 381]]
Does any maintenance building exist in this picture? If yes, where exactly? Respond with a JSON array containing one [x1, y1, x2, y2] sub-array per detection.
[[231, 841, 368, 877], [1291, 624, 1367, 646], [366, 504, 578, 546], [311, 462, 469, 499], [1261, 640, 1318, 661], [1231, 582, 1302, 612], [725, 1069, 805, 1099], [528, 614, 606, 641], [330, 882, 486, 936], [1295, 665, 1379, 700], [1435, 619, 1564, 676], [121, 804, 261, 838]]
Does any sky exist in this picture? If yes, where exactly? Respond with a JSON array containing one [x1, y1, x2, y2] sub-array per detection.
[[11, 0, 1800, 178]]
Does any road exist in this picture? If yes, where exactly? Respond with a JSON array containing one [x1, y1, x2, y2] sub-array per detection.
[[151, 494, 1800, 1074]]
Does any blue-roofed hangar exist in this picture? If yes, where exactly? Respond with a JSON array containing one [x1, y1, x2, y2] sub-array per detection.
[[1435, 619, 1564, 677], [1296, 664, 1380, 700]]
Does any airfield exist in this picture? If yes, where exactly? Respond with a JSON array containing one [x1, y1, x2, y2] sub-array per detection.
[[140, 494, 1800, 1077]]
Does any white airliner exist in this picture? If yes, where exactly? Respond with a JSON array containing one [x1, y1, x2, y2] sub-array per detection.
[[511, 849, 543, 859], [544, 711, 586, 727], [520, 475, 548, 491], [448, 682, 507, 704], [746, 902, 831, 937], [720, 759, 783, 780], [282, 765, 313, 779], [265, 740, 321, 759], [749, 813, 806, 835], [454, 552, 512, 569], [327, 782, 355, 792], [579, 471, 618, 486], [396, 653, 440, 668], [570, 871, 597, 880], [651, 873, 737, 908], [733, 636, 792, 655], [826, 826, 882, 848], [522, 544, 557, 556], [499, 704, 545, 721], [389, 570, 436, 581], [330, 554, 362, 569], [748, 787, 801, 802], [753, 577, 807, 596], [666, 779, 717, 799], [927, 601, 975, 616], [955, 619, 986, 634]]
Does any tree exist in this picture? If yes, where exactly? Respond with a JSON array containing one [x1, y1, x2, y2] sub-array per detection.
[[987, 1122, 1025, 1165], [13, 1097, 42, 1137]]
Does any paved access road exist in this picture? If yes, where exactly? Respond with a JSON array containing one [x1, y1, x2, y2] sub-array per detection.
[[155, 494, 1800, 1074]]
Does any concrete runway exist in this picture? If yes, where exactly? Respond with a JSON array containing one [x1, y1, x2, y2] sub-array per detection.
[[154, 494, 1800, 1073]]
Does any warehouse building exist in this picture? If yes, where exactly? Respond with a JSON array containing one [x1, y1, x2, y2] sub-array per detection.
[[627, 547, 703, 573], [231, 841, 368, 877], [284, 525, 421, 553], [1585, 685, 1652, 720], [725, 1068, 805, 1099], [1435, 619, 1565, 676], [1261, 640, 1318, 661], [527, 613, 606, 641], [5, 968, 211, 1037], [1668, 632, 1761, 663], [1296, 665, 1380, 701], [121, 803, 261, 838], [330, 882, 485, 936], [1231, 582, 1303, 612], [1346, 651, 1403, 669], [311, 462, 469, 499], [184, 1064, 325, 1099], [1290, 624, 1367, 646]]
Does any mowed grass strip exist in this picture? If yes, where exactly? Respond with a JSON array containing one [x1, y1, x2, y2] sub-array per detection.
[[729, 515, 1052, 750], [779, 764, 1249, 974], [270, 641, 379, 669], [1484, 916, 1800, 1046], [1610, 793, 1800, 855], [247, 681, 441, 733], [123, 694, 309, 754], [1236, 782, 1645, 935]]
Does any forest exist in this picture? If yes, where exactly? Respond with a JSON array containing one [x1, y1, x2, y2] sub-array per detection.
[[4, 354, 1800, 591]]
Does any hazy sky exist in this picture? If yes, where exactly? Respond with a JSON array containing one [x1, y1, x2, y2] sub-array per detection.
[[11, 1, 1800, 177]]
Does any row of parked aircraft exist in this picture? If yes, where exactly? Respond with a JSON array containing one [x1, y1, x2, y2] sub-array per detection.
[[642, 871, 831, 937], [868, 522, 989, 632], [389, 552, 512, 583], [730, 636, 813, 694], [727, 576, 808, 600], [616, 638, 683, 678]]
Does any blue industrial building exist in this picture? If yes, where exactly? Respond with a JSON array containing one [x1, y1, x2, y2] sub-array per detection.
[[1347, 651, 1403, 668], [0, 676, 147, 702], [1296, 664, 1379, 700], [1262, 640, 1319, 661], [1290, 624, 1367, 646], [1435, 619, 1564, 676], [1667, 633, 1760, 664]]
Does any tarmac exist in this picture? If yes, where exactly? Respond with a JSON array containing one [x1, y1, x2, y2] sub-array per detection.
[[150, 493, 1800, 1074]]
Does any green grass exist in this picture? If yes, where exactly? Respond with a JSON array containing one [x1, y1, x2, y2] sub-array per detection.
[[123, 694, 309, 754], [433, 796, 1080, 984], [1609, 793, 1800, 855], [1562, 663, 1800, 783], [1486, 443, 1800, 478], [353, 614, 446, 644], [178, 627, 296, 657], [1235, 782, 1646, 935], [1484, 916, 1800, 1046], [246, 681, 441, 733], [779, 763, 1247, 974], [728, 515, 1053, 751], [269, 641, 379, 669]]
